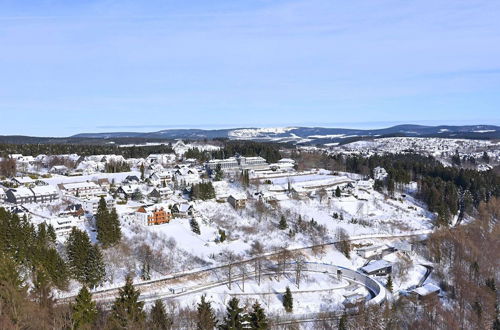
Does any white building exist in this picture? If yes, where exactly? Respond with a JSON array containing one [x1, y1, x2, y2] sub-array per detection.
[[31, 186, 59, 203], [47, 216, 80, 237], [82, 196, 116, 215], [61, 181, 102, 198], [205, 155, 269, 171]]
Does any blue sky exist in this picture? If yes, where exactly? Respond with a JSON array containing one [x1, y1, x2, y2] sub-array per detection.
[[1, 0, 499, 136]]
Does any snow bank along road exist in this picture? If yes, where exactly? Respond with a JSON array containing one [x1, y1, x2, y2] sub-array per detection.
[[56, 230, 429, 306]]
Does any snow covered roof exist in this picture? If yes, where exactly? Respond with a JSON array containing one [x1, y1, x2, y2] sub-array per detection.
[[13, 176, 35, 184], [9, 187, 33, 198], [361, 260, 392, 273], [62, 182, 99, 190], [31, 186, 59, 196], [229, 192, 247, 200], [412, 283, 440, 296]]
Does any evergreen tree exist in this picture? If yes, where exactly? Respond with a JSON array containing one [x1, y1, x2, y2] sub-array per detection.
[[190, 218, 201, 235], [96, 197, 121, 247], [196, 295, 218, 330], [338, 313, 347, 330], [219, 297, 245, 330], [335, 186, 342, 198], [149, 299, 172, 330], [386, 274, 393, 292], [283, 286, 293, 313], [72, 286, 97, 329], [278, 215, 288, 230], [140, 163, 145, 181], [85, 245, 105, 288], [249, 302, 268, 330], [214, 163, 224, 181], [110, 276, 146, 328]]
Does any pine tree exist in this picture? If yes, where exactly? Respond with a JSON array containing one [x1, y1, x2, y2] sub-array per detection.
[[190, 218, 201, 235], [215, 163, 224, 181], [72, 286, 97, 329], [386, 274, 393, 292], [338, 313, 347, 330], [196, 295, 217, 330], [278, 215, 288, 230], [335, 186, 341, 198], [85, 245, 105, 288], [110, 276, 146, 328], [219, 297, 245, 330], [249, 302, 268, 330], [283, 286, 293, 313], [67, 228, 91, 281], [96, 196, 121, 247], [140, 163, 145, 181], [149, 299, 172, 330]]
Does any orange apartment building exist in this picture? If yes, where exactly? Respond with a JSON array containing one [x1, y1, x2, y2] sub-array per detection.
[[136, 206, 172, 226]]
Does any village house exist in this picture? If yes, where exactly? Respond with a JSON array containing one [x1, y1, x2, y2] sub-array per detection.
[[356, 245, 388, 258], [146, 154, 176, 165], [174, 166, 201, 186], [96, 178, 111, 191], [136, 205, 172, 226], [148, 187, 173, 200], [124, 175, 141, 184], [148, 171, 173, 187], [11, 176, 35, 187], [172, 203, 193, 217], [117, 184, 142, 199], [49, 165, 69, 175], [228, 193, 247, 209]]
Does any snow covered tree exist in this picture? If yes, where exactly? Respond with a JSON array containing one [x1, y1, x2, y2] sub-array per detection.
[[278, 215, 288, 230], [220, 297, 245, 330], [190, 218, 201, 235], [196, 295, 217, 330], [110, 276, 145, 328], [335, 186, 342, 198], [283, 286, 293, 313], [249, 302, 268, 329], [149, 299, 172, 330], [71, 286, 97, 329]]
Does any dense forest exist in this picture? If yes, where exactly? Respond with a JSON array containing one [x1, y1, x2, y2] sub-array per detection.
[[293, 151, 500, 226], [0, 143, 174, 159]]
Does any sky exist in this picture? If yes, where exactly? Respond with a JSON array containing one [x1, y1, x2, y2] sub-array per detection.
[[0, 0, 499, 136]]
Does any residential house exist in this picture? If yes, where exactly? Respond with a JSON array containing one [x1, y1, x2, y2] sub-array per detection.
[[117, 184, 142, 199], [60, 204, 85, 218], [172, 203, 193, 217], [11, 176, 35, 187], [149, 171, 172, 187], [124, 175, 141, 184], [228, 193, 247, 209], [148, 187, 173, 200], [136, 205, 172, 226], [50, 165, 69, 175], [174, 166, 201, 186]]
